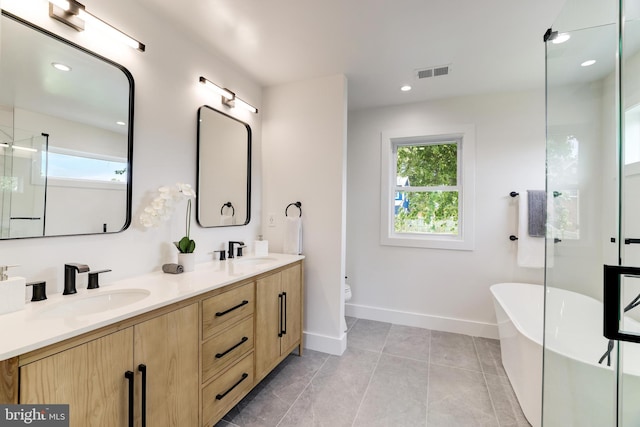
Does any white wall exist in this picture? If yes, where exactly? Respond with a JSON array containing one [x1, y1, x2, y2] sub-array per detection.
[[1, 0, 263, 293], [262, 75, 348, 354], [346, 90, 546, 338]]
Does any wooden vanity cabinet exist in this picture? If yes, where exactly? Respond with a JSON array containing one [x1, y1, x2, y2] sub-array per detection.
[[200, 281, 255, 426], [20, 328, 134, 426], [255, 263, 303, 381], [19, 303, 198, 427], [2, 259, 304, 427], [133, 303, 199, 426]]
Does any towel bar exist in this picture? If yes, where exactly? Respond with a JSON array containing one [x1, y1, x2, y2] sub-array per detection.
[[285, 201, 302, 217]]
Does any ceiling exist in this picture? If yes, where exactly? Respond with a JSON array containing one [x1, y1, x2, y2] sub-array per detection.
[[135, 0, 567, 110]]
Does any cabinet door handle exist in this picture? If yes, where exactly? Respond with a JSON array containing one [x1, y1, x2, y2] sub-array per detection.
[[216, 373, 249, 400], [278, 293, 283, 337], [215, 336, 249, 359], [282, 292, 287, 336], [215, 300, 249, 317], [138, 364, 147, 427], [125, 371, 134, 427]]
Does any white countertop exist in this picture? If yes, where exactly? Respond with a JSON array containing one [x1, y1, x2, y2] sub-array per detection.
[[0, 253, 304, 360]]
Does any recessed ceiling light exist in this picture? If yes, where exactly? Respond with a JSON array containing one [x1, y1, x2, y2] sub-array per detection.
[[400, 85, 412, 92], [51, 62, 71, 71], [116, 121, 126, 126], [552, 33, 570, 44], [581, 60, 596, 67]]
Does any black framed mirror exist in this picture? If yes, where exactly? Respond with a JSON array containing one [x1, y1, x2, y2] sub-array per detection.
[[196, 105, 251, 227], [0, 11, 134, 239]]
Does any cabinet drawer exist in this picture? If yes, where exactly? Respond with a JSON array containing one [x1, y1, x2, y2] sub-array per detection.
[[202, 352, 254, 424], [203, 282, 255, 339], [202, 316, 254, 383]]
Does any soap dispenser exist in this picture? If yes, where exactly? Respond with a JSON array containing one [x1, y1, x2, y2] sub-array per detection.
[[0, 265, 26, 315], [254, 235, 269, 257]]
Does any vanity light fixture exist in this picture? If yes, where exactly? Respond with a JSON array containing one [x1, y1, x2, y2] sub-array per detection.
[[199, 76, 258, 114], [48, 0, 145, 52]]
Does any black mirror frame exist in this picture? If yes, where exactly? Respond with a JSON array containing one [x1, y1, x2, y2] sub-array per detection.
[[1, 10, 135, 239], [196, 105, 251, 228]]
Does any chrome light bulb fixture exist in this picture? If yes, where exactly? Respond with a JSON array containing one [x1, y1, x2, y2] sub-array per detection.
[[49, 0, 145, 52]]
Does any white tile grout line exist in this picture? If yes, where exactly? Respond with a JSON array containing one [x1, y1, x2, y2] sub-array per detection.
[[473, 336, 502, 427], [350, 321, 391, 427], [275, 351, 331, 427]]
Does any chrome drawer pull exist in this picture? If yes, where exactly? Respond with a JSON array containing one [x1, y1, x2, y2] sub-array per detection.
[[215, 336, 249, 359], [215, 300, 249, 317]]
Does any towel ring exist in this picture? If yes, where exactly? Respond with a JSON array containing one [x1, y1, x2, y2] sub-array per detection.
[[220, 202, 235, 216], [285, 201, 302, 217]]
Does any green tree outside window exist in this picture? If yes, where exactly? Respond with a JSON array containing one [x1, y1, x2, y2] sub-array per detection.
[[394, 141, 459, 234]]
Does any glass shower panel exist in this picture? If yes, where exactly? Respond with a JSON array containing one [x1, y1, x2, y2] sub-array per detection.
[[544, 22, 619, 427], [618, 3, 640, 424], [0, 134, 48, 238]]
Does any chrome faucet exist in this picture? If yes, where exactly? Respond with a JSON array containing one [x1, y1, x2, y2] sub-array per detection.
[[64, 263, 90, 295], [228, 241, 245, 259]]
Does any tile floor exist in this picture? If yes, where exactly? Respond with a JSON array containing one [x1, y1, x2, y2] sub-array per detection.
[[216, 317, 531, 427]]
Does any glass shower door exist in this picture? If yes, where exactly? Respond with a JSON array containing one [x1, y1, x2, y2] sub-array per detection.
[[545, 0, 640, 425], [544, 6, 619, 426], [606, 2, 640, 425]]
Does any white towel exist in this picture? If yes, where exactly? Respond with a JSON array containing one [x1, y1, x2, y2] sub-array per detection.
[[283, 217, 302, 255], [220, 215, 235, 225], [517, 192, 545, 268]]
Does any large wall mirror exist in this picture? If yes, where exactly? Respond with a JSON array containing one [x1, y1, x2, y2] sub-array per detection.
[[197, 105, 251, 227], [0, 11, 133, 239]]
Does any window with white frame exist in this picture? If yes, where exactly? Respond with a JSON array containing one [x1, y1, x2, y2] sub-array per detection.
[[380, 125, 475, 250]]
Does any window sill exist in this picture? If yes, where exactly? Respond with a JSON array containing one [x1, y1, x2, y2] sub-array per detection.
[[381, 233, 474, 251]]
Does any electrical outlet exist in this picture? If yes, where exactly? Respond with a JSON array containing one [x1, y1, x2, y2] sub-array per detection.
[[267, 213, 276, 227]]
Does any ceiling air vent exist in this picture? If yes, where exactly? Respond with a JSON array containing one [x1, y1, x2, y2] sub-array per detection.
[[416, 64, 451, 79], [417, 69, 433, 79]]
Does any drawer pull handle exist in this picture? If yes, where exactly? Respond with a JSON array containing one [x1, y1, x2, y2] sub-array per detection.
[[282, 292, 287, 336], [215, 336, 249, 359], [216, 372, 249, 400], [125, 371, 134, 427], [215, 300, 249, 317], [278, 293, 283, 337], [138, 364, 147, 427]]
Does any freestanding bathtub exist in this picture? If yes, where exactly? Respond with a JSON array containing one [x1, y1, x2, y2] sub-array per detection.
[[490, 282, 640, 427]]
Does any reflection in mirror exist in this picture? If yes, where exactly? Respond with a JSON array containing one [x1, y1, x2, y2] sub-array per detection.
[[197, 106, 251, 227], [0, 11, 133, 239]]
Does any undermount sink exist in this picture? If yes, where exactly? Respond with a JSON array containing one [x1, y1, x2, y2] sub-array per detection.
[[231, 256, 278, 266], [34, 289, 151, 318]]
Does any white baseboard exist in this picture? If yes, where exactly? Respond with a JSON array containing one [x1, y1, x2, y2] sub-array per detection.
[[345, 303, 498, 339], [303, 330, 347, 355]]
